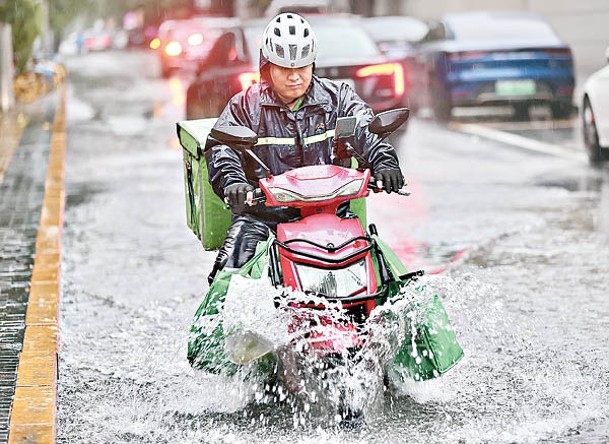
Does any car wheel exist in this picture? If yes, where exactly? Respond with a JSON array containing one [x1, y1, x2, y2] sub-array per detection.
[[582, 97, 607, 164], [161, 66, 172, 79], [550, 101, 572, 120], [186, 98, 209, 120], [406, 94, 419, 115], [186, 83, 220, 120], [513, 103, 530, 121], [430, 81, 452, 121]]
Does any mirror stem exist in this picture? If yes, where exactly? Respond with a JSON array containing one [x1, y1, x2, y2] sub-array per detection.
[[245, 148, 272, 178]]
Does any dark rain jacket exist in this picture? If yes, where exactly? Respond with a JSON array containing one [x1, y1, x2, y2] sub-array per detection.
[[204, 75, 401, 223]]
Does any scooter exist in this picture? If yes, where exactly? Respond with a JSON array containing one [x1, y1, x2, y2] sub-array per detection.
[[211, 108, 420, 420]]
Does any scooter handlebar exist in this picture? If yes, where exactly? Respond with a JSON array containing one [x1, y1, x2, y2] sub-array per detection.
[[252, 188, 266, 204], [225, 182, 409, 208], [223, 188, 266, 207], [367, 183, 411, 196]]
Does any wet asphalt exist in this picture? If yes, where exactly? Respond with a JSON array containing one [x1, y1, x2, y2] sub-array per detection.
[[54, 49, 609, 443]]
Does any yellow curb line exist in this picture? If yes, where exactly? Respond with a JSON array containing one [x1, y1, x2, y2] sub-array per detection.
[[8, 86, 66, 444]]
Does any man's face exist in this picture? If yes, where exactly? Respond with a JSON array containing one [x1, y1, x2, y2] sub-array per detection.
[[269, 64, 313, 104]]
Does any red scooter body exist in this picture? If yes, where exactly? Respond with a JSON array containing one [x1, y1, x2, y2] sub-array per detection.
[[259, 165, 379, 353]]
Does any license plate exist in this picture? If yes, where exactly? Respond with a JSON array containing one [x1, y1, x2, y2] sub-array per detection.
[[495, 80, 536, 96], [338, 78, 355, 89]]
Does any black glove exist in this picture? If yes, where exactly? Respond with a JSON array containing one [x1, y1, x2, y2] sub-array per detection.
[[373, 169, 405, 194], [224, 182, 254, 209]]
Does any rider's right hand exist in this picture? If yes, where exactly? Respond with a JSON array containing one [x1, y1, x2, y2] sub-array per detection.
[[224, 182, 254, 209]]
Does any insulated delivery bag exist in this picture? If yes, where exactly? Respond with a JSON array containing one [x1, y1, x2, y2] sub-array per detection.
[[177, 118, 231, 250]]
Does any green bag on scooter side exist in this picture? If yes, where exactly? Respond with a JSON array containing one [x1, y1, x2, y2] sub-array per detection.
[[187, 236, 273, 374], [372, 235, 464, 381], [392, 293, 464, 381]]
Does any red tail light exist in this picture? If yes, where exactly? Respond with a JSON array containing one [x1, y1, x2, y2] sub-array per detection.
[[356, 62, 405, 96], [448, 51, 489, 61], [238, 72, 260, 91], [543, 48, 572, 57]]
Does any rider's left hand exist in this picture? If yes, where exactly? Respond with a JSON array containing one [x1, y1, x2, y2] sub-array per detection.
[[374, 169, 405, 193]]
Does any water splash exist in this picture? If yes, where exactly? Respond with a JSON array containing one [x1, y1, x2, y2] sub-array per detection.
[[190, 272, 465, 427]]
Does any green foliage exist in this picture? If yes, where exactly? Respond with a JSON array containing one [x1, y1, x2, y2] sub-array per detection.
[[49, 0, 91, 48], [0, 0, 41, 73]]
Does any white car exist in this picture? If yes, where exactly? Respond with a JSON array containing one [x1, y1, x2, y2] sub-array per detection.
[[582, 46, 609, 163]]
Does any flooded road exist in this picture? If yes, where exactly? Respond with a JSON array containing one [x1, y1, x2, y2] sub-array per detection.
[[57, 50, 609, 443]]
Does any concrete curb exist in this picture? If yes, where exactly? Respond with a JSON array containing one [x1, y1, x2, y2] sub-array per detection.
[[7, 85, 66, 444]]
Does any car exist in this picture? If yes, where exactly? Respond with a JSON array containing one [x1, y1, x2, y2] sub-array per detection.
[[154, 16, 239, 78], [361, 15, 428, 60], [361, 15, 429, 112], [127, 25, 158, 48], [82, 29, 113, 51], [186, 15, 409, 119], [581, 46, 609, 164], [409, 11, 575, 121]]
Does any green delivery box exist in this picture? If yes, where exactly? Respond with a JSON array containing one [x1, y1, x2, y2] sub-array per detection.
[[177, 118, 231, 250]]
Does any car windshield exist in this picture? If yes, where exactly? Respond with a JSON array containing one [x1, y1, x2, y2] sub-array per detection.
[[363, 17, 429, 43], [446, 14, 560, 42], [243, 23, 379, 65]]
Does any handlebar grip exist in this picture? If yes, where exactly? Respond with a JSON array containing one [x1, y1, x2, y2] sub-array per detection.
[[367, 183, 411, 196], [252, 188, 266, 204], [223, 188, 266, 207]]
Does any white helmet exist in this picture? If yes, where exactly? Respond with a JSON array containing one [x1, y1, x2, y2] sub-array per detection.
[[261, 13, 317, 68]]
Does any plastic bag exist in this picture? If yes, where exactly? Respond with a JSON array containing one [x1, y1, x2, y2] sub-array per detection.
[[187, 236, 273, 373], [373, 234, 464, 381]]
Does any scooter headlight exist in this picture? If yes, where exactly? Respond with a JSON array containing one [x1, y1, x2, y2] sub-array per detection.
[[267, 179, 364, 203], [336, 179, 364, 197], [267, 187, 300, 203], [296, 260, 367, 298]]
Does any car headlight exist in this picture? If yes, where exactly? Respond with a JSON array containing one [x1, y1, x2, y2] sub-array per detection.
[[296, 260, 367, 298]]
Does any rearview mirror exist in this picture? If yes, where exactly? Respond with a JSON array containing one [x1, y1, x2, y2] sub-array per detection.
[[210, 125, 272, 177], [333, 116, 358, 161], [210, 125, 258, 151], [369, 108, 410, 137], [335, 116, 357, 139]]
